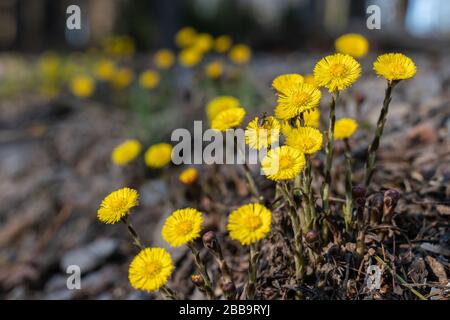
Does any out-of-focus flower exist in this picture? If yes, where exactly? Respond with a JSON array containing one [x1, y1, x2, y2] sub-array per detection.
[[206, 96, 240, 123], [179, 168, 198, 185], [97, 187, 139, 224], [70, 74, 95, 98], [245, 116, 280, 150], [335, 33, 369, 59], [275, 83, 321, 120], [153, 49, 175, 70], [38, 52, 60, 80], [261, 146, 306, 181], [373, 53, 416, 82], [175, 27, 197, 48], [211, 108, 246, 131], [214, 35, 232, 53], [229, 44, 251, 64], [227, 203, 272, 245], [272, 74, 304, 94], [334, 118, 358, 140], [285, 127, 323, 155], [128, 248, 173, 291], [314, 53, 361, 92], [144, 143, 173, 168], [94, 59, 116, 81], [178, 48, 203, 68], [205, 60, 224, 79], [111, 139, 142, 165], [192, 33, 214, 53], [162, 208, 203, 247], [103, 35, 135, 57], [111, 68, 134, 89], [139, 70, 160, 90]]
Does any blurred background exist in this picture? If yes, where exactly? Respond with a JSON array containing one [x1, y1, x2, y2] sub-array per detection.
[[0, 0, 449, 300]]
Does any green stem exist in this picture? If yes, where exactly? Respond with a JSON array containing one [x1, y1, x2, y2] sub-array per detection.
[[343, 139, 353, 232], [303, 155, 316, 231], [160, 285, 178, 300], [245, 243, 259, 299], [236, 136, 263, 202], [121, 216, 144, 250], [188, 243, 215, 299]]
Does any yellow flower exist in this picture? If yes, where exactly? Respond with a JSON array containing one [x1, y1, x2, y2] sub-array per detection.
[[314, 53, 361, 92], [162, 208, 203, 247], [193, 33, 214, 53], [139, 70, 160, 89], [335, 33, 369, 59], [70, 75, 95, 98], [38, 52, 60, 80], [206, 96, 240, 123], [128, 248, 173, 291], [285, 127, 323, 155], [261, 146, 306, 181], [205, 60, 224, 79], [214, 35, 232, 53], [229, 44, 251, 64], [111, 139, 142, 165], [272, 74, 304, 94], [175, 27, 197, 47], [111, 68, 134, 89], [245, 116, 280, 150], [334, 118, 358, 140], [304, 108, 321, 128], [94, 59, 116, 81], [97, 187, 139, 224], [227, 203, 271, 245], [373, 53, 416, 82], [178, 48, 203, 68], [211, 108, 246, 131], [303, 74, 318, 88], [179, 168, 198, 185], [144, 143, 172, 169], [153, 49, 174, 70], [275, 83, 321, 120]]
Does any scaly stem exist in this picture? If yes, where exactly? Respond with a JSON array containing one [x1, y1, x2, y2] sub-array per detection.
[[303, 155, 316, 231], [121, 216, 144, 250], [364, 81, 397, 188], [246, 243, 259, 299], [160, 285, 178, 300], [343, 139, 353, 232], [188, 243, 215, 299], [236, 136, 263, 202]]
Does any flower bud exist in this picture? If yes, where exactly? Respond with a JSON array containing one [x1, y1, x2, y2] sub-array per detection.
[[191, 274, 205, 287], [305, 230, 319, 244], [352, 184, 367, 207], [202, 231, 219, 252]]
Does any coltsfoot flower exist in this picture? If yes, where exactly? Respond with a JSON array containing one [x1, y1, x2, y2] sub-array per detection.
[[175, 27, 197, 47], [334, 118, 358, 140], [179, 167, 198, 185], [214, 35, 232, 53], [193, 33, 214, 53], [335, 33, 369, 59], [178, 48, 203, 67], [286, 126, 323, 155], [111, 68, 134, 89], [303, 74, 318, 87], [275, 83, 321, 120], [97, 187, 139, 224], [205, 60, 224, 79], [111, 139, 142, 165], [206, 96, 241, 123], [227, 203, 272, 245], [144, 143, 173, 168], [314, 53, 361, 92], [94, 59, 116, 81], [153, 49, 175, 70], [128, 248, 174, 291], [211, 107, 246, 131], [373, 53, 416, 81], [245, 116, 280, 150], [139, 70, 160, 90], [272, 74, 304, 94], [70, 74, 95, 98], [162, 208, 203, 247], [261, 146, 306, 181], [229, 44, 251, 64]]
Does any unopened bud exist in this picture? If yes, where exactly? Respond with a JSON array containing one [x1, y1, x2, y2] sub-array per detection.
[[305, 230, 319, 244], [191, 274, 205, 287], [202, 231, 219, 252], [220, 280, 236, 295], [352, 184, 367, 207], [384, 189, 400, 210]]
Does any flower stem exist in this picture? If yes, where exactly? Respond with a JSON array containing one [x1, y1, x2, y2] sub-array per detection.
[[364, 81, 397, 188], [303, 155, 316, 231], [343, 139, 353, 232], [160, 285, 178, 300], [236, 136, 263, 202], [121, 216, 144, 250], [246, 243, 259, 299], [188, 243, 215, 299]]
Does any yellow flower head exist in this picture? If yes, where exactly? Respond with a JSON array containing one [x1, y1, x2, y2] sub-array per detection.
[[144, 143, 172, 169], [214, 35, 233, 53], [229, 44, 251, 64], [314, 53, 361, 92], [335, 33, 369, 59], [175, 27, 197, 47], [227, 203, 272, 245], [272, 74, 304, 94], [153, 49, 175, 70], [205, 60, 224, 79], [281, 111, 321, 137], [128, 248, 173, 291], [97, 187, 139, 224], [179, 168, 198, 185], [111, 68, 134, 89], [261, 146, 306, 181], [162, 208, 203, 247], [192, 33, 214, 53], [178, 48, 203, 68], [70, 75, 95, 98], [303, 74, 318, 88], [211, 108, 246, 131], [245, 116, 280, 150], [373, 53, 416, 82], [334, 118, 358, 140], [206, 96, 241, 122], [286, 127, 323, 155], [38, 52, 60, 80], [111, 139, 142, 165], [94, 59, 116, 81], [275, 83, 321, 120], [139, 70, 160, 90]]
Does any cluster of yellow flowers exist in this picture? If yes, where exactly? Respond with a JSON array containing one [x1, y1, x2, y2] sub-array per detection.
[[111, 140, 173, 169]]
